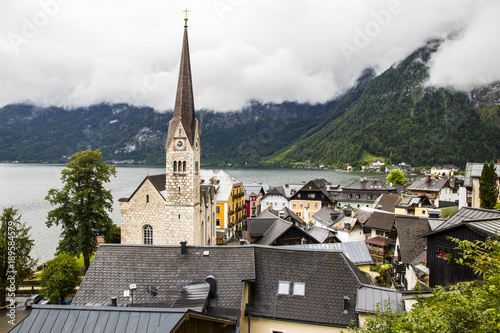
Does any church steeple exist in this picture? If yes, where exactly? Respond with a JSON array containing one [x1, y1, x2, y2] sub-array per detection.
[[167, 12, 197, 148]]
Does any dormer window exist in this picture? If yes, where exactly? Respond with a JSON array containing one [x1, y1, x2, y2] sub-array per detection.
[[293, 282, 305, 296], [277, 281, 290, 295]]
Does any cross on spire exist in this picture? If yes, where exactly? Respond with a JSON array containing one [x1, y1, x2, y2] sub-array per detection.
[[183, 7, 189, 26]]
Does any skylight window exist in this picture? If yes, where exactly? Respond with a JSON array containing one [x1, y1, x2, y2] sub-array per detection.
[[277, 281, 290, 295], [293, 282, 305, 296]]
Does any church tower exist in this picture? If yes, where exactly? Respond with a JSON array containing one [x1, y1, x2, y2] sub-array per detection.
[[164, 13, 202, 245]]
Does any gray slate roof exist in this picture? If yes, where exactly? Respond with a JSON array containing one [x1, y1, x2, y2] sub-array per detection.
[[10, 306, 188, 333], [395, 216, 430, 264], [247, 217, 278, 237], [248, 247, 370, 327], [282, 242, 374, 266], [72, 245, 373, 328], [374, 193, 402, 212], [313, 206, 343, 227], [364, 211, 395, 232], [356, 284, 404, 313], [406, 176, 448, 192], [430, 207, 500, 234], [73, 244, 255, 317]]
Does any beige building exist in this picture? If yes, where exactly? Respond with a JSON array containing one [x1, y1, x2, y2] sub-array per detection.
[[120, 20, 216, 246]]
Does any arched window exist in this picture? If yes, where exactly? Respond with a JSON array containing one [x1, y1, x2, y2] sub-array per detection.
[[177, 161, 182, 172], [143, 224, 153, 245], [183, 161, 186, 172], [173, 161, 177, 172]]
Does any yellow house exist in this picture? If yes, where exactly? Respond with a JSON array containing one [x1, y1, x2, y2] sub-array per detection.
[[290, 199, 321, 221], [201, 169, 244, 240]]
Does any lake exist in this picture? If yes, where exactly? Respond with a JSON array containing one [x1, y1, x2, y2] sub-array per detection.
[[0, 163, 386, 263]]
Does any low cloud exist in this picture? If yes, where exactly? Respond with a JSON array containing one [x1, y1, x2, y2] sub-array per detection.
[[0, 0, 498, 111]]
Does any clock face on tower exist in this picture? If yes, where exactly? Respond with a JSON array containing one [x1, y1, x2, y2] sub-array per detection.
[[174, 138, 186, 151]]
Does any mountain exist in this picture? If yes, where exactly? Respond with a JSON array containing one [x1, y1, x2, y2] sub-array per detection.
[[0, 101, 334, 165], [0, 40, 499, 168]]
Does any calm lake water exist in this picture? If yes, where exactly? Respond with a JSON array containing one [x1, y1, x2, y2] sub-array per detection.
[[0, 163, 385, 263]]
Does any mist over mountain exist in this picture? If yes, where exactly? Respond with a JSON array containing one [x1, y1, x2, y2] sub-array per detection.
[[1, 41, 499, 168]]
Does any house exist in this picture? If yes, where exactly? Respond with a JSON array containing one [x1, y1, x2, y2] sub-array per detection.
[[246, 215, 338, 246], [244, 183, 269, 218], [394, 194, 434, 217], [289, 179, 337, 222], [200, 169, 245, 241], [405, 175, 459, 208], [460, 162, 500, 208], [369, 159, 386, 171], [119, 16, 216, 247], [70, 244, 374, 332], [11, 306, 236, 333], [261, 183, 303, 212], [363, 211, 397, 263], [431, 164, 459, 177], [393, 216, 431, 290], [424, 207, 500, 287], [336, 176, 397, 209]]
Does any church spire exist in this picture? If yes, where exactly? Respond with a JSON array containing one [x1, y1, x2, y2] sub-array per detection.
[[168, 10, 196, 147]]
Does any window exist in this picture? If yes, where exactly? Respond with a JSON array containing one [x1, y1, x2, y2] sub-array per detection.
[[195, 161, 199, 175], [143, 225, 153, 245], [177, 161, 182, 172], [308, 193, 315, 199], [182, 161, 186, 172], [292, 203, 296, 208], [293, 282, 305, 296], [146, 195, 149, 203], [277, 281, 290, 295], [173, 161, 177, 172], [314, 203, 318, 209], [216, 219, 220, 226], [216, 206, 221, 214], [376, 230, 385, 236], [347, 193, 352, 199], [300, 203, 303, 208]]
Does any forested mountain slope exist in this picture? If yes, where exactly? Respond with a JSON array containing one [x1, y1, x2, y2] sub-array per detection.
[[264, 40, 500, 168]]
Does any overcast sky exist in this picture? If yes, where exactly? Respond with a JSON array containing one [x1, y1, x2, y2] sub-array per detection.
[[1, 0, 499, 112]]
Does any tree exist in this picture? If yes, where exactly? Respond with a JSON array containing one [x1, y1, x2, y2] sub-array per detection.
[[104, 224, 121, 244], [0, 207, 36, 307], [479, 161, 499, 209], [344, 236, 500, 332], [46, 149, 116, 271], [386, 169, 408, 186], [40, 254, 80, 304]]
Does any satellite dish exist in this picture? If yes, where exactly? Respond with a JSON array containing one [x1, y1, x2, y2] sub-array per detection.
[[146, 285, 158, 297]]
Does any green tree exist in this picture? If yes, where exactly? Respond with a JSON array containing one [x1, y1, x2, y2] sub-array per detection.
[[46, 149, 116, 271], [345, 236, 500, 332], [104, 224, 121, 244], [386, 169, 408, 186], [0, 207, 36, 307], [479, 161, 499, 209], [40, 254, 80, 304]]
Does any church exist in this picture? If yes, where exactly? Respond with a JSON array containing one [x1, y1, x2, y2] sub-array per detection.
[[119, 15, 217, 246]]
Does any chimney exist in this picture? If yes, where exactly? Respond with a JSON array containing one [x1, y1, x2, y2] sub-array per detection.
[[426, 175, 430, 182], [205, 276, 217, 298], [180, 241, 187, 255], [111, 297, 117, 306]]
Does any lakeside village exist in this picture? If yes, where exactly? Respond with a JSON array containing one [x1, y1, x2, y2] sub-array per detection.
[[6, 18, 500, 333]]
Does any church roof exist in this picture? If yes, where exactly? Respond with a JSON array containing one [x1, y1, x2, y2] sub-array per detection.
[[167, 24, 197, 148]]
